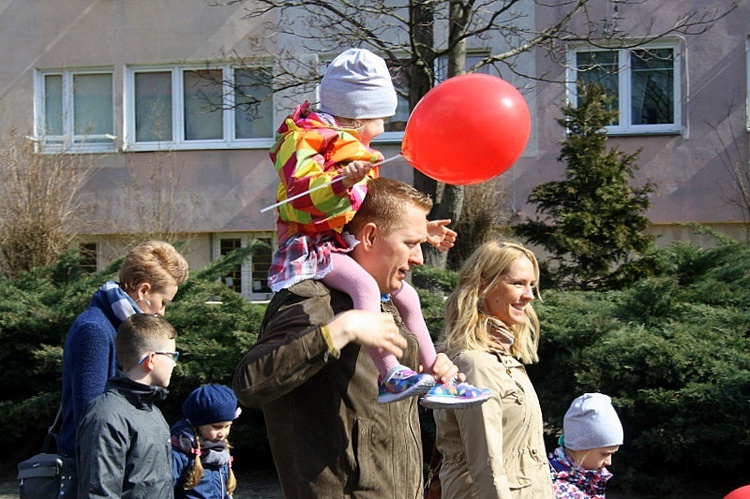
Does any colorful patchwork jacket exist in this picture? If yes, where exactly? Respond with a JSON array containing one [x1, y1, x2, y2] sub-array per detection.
[[270, 101, 382, 242], [548, 447, 613, 499]]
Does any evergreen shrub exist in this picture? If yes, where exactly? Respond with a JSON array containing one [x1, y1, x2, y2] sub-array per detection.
[[532, 238, 750, 496], [2, 238, 749, 495]]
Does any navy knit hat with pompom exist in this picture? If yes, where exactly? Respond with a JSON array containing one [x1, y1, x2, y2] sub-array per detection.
[[182, 384, 239, 426]]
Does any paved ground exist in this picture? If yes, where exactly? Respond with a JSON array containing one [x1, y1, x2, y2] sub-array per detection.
[[3, 474, 731, 498], [234, 469, 284, 498], [6, 468, 283, 499], [0, 477, 16, 499], [2, 463, 728, 499]]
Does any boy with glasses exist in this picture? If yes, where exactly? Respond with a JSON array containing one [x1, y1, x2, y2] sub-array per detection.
[[77, 314, 179, 498]]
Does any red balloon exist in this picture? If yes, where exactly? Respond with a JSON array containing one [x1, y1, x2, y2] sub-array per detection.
[[726, 486, 750, 499], [402, 73, 531, 185]]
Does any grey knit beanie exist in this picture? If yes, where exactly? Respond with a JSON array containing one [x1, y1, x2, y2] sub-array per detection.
[[563, 393, 624, 451], [318, 48, 397, 120]]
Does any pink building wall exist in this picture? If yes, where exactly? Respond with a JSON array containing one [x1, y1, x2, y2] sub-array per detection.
[[508, 1, 748, 237]]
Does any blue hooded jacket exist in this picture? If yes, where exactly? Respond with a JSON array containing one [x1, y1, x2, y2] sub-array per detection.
[[171, 418, 233, 499]]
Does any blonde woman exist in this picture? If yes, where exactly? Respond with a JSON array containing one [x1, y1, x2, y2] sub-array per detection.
[[434, 240, 554, 499]]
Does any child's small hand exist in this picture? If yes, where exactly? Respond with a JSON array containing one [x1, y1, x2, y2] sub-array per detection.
[[341, 161, 373, 188], [426, 219, 457, 252], [429, 353, 464, 384]]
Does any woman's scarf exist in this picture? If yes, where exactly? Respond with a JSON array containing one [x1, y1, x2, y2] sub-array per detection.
[[98, 280, 142, 321], [483, 314, 515, 352]]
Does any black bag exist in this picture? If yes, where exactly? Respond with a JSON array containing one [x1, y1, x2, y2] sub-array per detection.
[[17, 407, 77, 499]]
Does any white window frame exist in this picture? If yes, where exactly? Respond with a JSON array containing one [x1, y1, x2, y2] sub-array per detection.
[[567, 42, 682, 135], [213, 232, 275, 302], [33, 68, 116, 153], [124, 65, 274, 152]]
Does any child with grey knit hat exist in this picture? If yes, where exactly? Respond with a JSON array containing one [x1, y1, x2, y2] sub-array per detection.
[[268, 47, 490, 408], [548, 392, 624, 498]]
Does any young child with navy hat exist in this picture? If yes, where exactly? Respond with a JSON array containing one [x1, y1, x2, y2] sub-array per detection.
[[268, 47, 490, 409], [548, 393, 624, 498], [171, 384, 241, 498]]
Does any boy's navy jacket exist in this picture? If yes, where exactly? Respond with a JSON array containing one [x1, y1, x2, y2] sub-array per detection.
[[171, 418, 233, 499]]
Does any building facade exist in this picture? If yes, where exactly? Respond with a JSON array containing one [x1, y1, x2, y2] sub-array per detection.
[[0, 0, 746, 299]]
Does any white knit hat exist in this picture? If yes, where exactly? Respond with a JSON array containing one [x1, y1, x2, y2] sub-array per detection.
[[318, 48, 397, 120], [563, 393, 624, 451]]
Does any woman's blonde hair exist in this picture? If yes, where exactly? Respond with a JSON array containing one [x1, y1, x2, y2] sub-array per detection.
[[119, 240, 189, 293], [182, 433, 237, 494], [438, 240, 541, 364]]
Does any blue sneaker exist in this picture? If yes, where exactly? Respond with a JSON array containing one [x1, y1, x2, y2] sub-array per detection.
[[378, 365, 436, 404], [420, 379, 493, 409]]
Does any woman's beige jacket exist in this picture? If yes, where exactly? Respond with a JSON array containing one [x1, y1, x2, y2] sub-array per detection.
[[434, 349, 554, 499]]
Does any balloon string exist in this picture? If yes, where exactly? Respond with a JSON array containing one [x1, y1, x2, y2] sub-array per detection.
[[260, 153, 403, 213]]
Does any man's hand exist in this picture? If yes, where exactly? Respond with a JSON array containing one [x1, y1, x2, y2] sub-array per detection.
[[426, 219, 457, 252], [341, 161, 374, 188], [326, 309, 407, 357]]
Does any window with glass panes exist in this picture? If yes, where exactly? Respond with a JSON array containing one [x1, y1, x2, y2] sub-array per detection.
[[79, 242, 98, 273], [216, 234, 274, 299], [570, 45, 680, 134], [127, 66, 274, 150], [220, 238, 243, 293], [35, 70, 115, 152], [251, 240, 272, 294]]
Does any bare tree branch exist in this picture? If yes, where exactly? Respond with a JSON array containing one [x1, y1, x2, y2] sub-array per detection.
[[214, 0, 735, 266], [707, 102, 750, 240], [0, 129, 95, 277]]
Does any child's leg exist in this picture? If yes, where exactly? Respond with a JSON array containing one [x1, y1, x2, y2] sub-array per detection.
[[323, 253, 399, 376], [391, 281, 438, 373], [393, 282, 494, 410]]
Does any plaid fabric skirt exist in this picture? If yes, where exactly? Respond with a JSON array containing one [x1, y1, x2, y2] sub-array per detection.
[[268, 231, 358, 292]]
